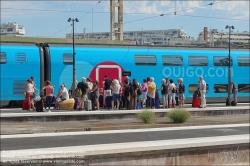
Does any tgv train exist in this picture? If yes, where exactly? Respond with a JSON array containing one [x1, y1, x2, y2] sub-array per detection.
[[1, 42, 249, 107]]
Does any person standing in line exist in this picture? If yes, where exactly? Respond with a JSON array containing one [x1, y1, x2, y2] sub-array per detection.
[[129, 78, 139, 110], [177, 78, 185, 107], [87, 78, 93, 100], [147, 77, 156, 109], [199, 76, 206, 108], [118, 78, 123, 102], [161, 79, 168, 108], [165, 77, 170, 85], [168, 79, 176, 108], [77, 77, 89, 111], [25, 79, 36, 111], [30, 76, 38, 92], [123, 77, 130, 110], [110, 79, 121, 110], [41, 80, 54, 112], [146, 77, 151, 108], [102, 75, 112, 107], [90, 80, 100, 110], [141, 79, 148, 107]]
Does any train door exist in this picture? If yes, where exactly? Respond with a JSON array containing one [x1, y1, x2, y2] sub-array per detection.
[[96, 65, 121, 94]]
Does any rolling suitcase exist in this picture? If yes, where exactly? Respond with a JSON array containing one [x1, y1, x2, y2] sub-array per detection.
[[84, 100, 92, 111], [226, 98, 231, 106], [155, 99, 160, 109], [35, 99, 44, 112], [136, 102, 141, 109], [22, 99, 29, 110], [192, 97, 201, 107], [175, 97, 179, 106], [105, 96, 112, 108], [119, 100, 123, 110], [99, 95, 103, 108]]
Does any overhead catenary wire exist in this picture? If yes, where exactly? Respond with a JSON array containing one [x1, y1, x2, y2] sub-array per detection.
[[122, 0, 230, 24], [48, 1, 101, 37]]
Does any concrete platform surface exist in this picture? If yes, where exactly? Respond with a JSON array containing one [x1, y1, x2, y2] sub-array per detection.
[[1, 123, 249, 162], [1, 103, 249, 114], [1, 105, 249, 118], [1, 114, 249, 135]]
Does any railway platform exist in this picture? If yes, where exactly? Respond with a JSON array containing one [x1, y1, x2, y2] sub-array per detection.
[[1, 124, 249, 165], [1, 103, 249, 122]]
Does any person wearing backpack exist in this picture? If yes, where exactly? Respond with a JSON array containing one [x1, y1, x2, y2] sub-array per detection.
[[161, 79, 168, 108], [123, 78, 130, 110], [177, 78, 185, 107], [168, 79, 176, 108], [102, 75, 112, 107], [129, 79, 139, 110], [77, 77, 89, 111], [147, 77, 156, 109]]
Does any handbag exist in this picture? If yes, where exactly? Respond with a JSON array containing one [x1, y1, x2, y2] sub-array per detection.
[[90, 92, 95, 101]]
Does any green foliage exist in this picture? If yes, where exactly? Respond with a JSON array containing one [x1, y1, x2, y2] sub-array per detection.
[[137, 110, 156, 124], [167, 108, 191, 123]]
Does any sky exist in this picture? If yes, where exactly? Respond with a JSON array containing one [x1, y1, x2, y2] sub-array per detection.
[[1, 0, 249, 39]]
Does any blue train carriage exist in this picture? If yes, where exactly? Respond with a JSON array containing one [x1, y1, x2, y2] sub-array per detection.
[[47, 43, 250, 103], [0, 42, 44, 107]]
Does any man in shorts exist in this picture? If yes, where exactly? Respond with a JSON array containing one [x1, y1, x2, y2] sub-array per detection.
[[77, 77, 89, 110], [177, 78, 185, 107]]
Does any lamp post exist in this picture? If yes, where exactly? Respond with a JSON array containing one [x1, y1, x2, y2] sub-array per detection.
[[225, 25, 234, 102], [68, 18, 79, 97]]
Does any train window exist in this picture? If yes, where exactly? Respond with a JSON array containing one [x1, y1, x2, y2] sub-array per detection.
[[214, 84, 228, 93], [134, 55, 156, 66], [238, 84, 250, 93], [188, 56, 208, 66], [16, 52, 27, 64], [237, 57, 250, 66], [0, 52, 7, 64], [13, 80, 26, 95], [213, 56, 233, 66], [63, 53, 73, 65], [162, 55, 183, 66], [188, 84, 209, 94]]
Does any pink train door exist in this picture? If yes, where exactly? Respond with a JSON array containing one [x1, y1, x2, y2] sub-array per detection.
[[89, 62, 125, 95]]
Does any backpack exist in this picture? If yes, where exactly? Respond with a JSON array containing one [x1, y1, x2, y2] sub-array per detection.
[[129, 84, 135, 94], [137, 83, 142, 96], [75, 87, 82, 97], [124, 84, 130, 96], [171, 84, 176, 93], [179, 83, 185, 94], [90, 92, 95, 101], [193, 90, 201, 97], [148, 83, 156, 94]]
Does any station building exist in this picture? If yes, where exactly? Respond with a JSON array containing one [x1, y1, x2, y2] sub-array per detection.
[[0, 22, 25, 37]]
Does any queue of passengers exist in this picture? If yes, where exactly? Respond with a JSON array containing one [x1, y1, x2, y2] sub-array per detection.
[[102, 75, 191, 110], [24, 75, 209, 112]]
